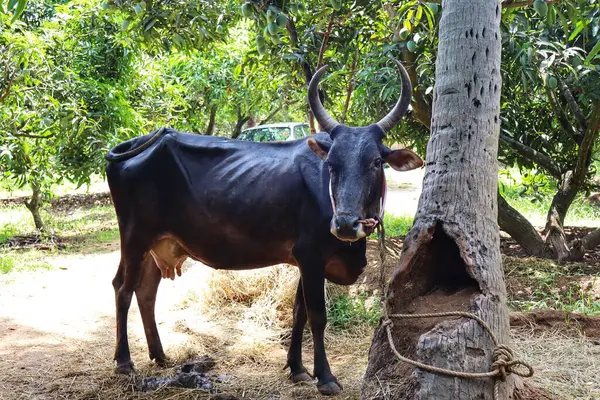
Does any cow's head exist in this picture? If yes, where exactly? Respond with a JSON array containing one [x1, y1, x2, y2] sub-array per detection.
[[307, 59, 423, 242]]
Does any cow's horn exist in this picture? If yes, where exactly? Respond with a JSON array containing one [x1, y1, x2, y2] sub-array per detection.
[[308, 65, 339, 133], [376, 59, 412, 134]]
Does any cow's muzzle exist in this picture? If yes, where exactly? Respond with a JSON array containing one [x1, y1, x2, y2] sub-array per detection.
[[330, 214, 377, 242]]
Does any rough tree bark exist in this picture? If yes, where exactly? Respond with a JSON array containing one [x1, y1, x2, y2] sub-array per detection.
[[363, 1, 515, 399]]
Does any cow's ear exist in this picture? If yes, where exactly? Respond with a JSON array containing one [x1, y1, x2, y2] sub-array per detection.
[[307, 137, 331, 160], [384, 148, 423, 171]]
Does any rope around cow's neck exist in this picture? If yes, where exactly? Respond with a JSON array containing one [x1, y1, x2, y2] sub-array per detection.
[[375, 223, 533, 400]]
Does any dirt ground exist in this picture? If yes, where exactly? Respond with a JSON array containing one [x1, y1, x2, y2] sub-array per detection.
[[1, 238, 599, 399], [1, 169, 600, 399], [0, 240, 376, 400]]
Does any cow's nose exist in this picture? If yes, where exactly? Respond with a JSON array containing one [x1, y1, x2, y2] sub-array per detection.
[[331, 214, 360, 239]]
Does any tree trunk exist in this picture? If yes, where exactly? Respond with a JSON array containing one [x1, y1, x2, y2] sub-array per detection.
[[231, 109, 250, 139], [24, 182, 45, 231], [363, 1, 514, 399], [543, 171, 578, 259], [498, 191, 550, 257], [205, 105, 217, 135], [543, 105, 600, 260], [401, 50, 432, 130], [568, 227, 600, 261]]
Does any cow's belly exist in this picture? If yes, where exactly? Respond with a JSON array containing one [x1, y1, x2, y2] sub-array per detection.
[[149, 234, 296, 279]]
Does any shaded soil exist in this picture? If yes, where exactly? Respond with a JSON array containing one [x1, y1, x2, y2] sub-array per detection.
[[500, 227, 600, 266], [0, 192, 112, 211], [510, 310, 600, 340]]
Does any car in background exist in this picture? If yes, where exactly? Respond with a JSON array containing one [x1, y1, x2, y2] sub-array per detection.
[[237, 122, 310, 142]]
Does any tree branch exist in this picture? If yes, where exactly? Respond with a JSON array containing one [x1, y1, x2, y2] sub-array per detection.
[[502, 0, 561, 8], [258, 104, 284, 125], [0, 71, 16, 103], [401, 50, 432, 129], [558, 79, 587, 133], [287, 17, 317, 133], [572, 103, 600, 186], [546, 86, 581, 143], [498, 191, 550, 257], [317, 14, 335, 70], [499, 132, 562, 179], [428, 0, 561, 7], [12, 132, 56, 139], [341, 43, 360, 124]]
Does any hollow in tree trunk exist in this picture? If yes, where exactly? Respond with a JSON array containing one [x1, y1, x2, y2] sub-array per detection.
[[24, 182, 45, 231], [363, 1, 516, 399]]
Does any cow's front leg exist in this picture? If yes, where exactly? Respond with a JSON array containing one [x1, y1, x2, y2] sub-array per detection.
[[286, 279, 312, 383], [294, 246, 342, 395], [302, 269, 342, 395]]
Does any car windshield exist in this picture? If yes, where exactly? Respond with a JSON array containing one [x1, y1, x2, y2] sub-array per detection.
[[238, 127, 291, 142]]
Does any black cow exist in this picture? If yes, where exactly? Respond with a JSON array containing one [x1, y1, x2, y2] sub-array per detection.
[[105, 59, 422, 395]]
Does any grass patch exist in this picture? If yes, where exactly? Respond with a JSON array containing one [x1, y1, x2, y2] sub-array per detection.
[[90, 228, 120, 243], [0, 250, 54, 275], [505, 256, 600, 316], [379, 214, 413, 238]]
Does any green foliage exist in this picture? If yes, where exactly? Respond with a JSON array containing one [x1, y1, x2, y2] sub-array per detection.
[[499, 0, 600, 177], [499, 168, 600, 225], [1, 0, 28, 22]]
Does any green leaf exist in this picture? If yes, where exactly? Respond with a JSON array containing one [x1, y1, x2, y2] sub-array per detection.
[[10, 0, 27, 22], [143, 18, 156, 32], [414, 6, 423, 26], [396, 1, 417, 18], [584, 39, 600, 65], [569, 20, 585, 41], [556, 9, 569, 36], [7, 0, 18, 10]]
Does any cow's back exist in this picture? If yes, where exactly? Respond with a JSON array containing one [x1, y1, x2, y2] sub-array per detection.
[[106, 129, 329, 269]]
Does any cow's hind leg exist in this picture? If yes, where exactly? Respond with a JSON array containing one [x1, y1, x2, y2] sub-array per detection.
[[286, 279, 312, 383], [113, 251, 145, 374], [135, 256, 166, 366]]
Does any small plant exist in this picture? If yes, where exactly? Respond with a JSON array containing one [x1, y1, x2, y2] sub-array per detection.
[[0, 255, 15, 274]]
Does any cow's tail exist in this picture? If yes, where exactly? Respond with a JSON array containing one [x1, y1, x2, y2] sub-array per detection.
[[105, 127, 167, 162]]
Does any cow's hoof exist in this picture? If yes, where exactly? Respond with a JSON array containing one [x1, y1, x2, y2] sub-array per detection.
[[153, 355, 169, 368], [115, 361, 135, 375], [291, 371, 313, 383], [317, 381, 342, 396]]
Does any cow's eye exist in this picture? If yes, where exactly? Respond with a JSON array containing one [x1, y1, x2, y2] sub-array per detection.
[[373, 158, 383, 169]]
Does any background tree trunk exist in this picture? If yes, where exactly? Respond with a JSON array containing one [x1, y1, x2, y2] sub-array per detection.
[[498, 191, 549, 257], [363, 1, 514, 399], [205, 105, 217, 135], [24, 182, 45, 231]]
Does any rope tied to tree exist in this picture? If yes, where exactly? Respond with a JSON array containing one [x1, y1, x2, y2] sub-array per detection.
[[375, 224, 534, 400]]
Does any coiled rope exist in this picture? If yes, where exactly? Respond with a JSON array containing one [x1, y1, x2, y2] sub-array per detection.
[[375, 224, 533, 400]]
